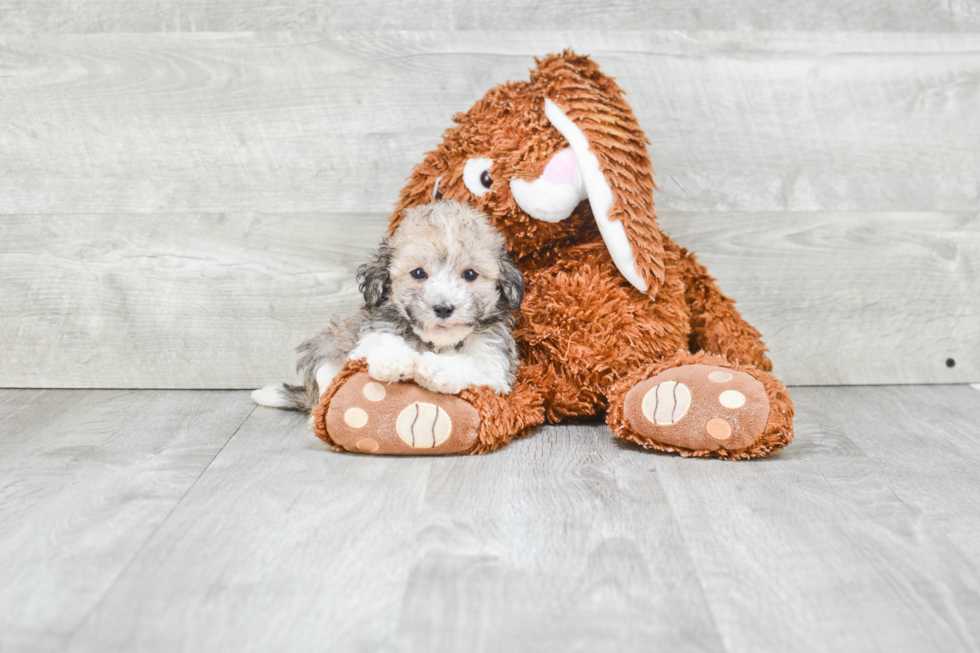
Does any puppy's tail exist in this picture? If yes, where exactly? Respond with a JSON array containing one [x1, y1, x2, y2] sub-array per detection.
[[251, 383, 313, 412]]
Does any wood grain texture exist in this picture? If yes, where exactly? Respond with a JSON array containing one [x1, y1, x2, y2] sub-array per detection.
[[652, 385, 980, 652], [0, 212, 387, 388], [794, 385, 980, 571], [2, 30, 977, 388], [0, 389, 255, 653], [2, 210, 976, 388], [0, 385, 962, 652], [1, 0, 979, 33], [662, 210, 980, 386], [64, 405, 724, 653], [1, 31, 979, 215]]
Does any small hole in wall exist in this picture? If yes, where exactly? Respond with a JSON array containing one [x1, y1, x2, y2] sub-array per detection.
[[946, 358, 956, 368]]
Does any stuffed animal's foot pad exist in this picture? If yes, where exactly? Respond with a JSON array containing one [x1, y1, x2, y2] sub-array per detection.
[[624, 364, 769, 452], [324, 373, 480, 455]]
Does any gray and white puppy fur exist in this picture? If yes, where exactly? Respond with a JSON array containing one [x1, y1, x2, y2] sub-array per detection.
[[252, 200, 525, 411]]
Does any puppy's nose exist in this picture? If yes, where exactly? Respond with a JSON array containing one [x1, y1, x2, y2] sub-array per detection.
[[433, 303, 455, 319]]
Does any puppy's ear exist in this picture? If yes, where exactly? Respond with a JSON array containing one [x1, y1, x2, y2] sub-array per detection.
[[497, 251, 525, 314], [356, 241, 393, 308]]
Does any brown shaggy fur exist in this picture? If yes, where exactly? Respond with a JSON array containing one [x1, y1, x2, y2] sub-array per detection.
[[316, 51, 794, 458], [311, 358, 368, 450]]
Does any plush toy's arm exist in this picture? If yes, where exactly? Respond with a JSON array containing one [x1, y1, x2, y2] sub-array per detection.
[[679, 248, 772, 372]]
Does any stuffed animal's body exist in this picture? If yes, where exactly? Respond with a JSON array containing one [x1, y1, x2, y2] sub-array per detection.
[[312, 52, 794, 459]]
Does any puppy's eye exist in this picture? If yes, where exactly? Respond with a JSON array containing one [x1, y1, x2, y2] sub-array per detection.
[[462, 269, 478, 282], [480, 170, 492, 189], [411, 268, 428, 280]]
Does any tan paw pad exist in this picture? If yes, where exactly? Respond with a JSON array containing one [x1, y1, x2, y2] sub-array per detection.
[[344, 407, 369, 428], [706, 418, 732, 440], [396, 402, 452, 448], [363, 382, 386, 402], [356, 438, 379, 453], [641, 380, 692, 425], [719, 390, 746, 408]]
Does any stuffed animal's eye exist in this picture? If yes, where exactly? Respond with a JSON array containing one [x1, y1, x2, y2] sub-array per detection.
[[463, 158, 493, 197], [462, 269, 478, 282], [411, 268, 428, 280]]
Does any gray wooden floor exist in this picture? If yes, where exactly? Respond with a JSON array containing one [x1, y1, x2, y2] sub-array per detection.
[[3, 386, 980, 652]]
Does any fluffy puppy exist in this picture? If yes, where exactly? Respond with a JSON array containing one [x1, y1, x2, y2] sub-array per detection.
[[253, 200, 525, 411]]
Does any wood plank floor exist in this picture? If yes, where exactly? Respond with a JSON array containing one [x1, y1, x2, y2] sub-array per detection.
[[3, 386, 979, 653]]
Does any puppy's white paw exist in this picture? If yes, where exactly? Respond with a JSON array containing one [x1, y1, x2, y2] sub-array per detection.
[[367, 348, 419, 383], [414, 352, 469, 395]]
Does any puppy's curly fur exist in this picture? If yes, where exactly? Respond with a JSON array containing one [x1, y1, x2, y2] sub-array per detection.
[[253, 201, 524, 411]]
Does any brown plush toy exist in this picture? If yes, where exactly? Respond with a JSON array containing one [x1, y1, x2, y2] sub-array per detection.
[[312, 51, 794, 459]]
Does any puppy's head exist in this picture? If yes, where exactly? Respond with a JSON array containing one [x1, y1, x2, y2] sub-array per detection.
[[359, 200, 523, 348]]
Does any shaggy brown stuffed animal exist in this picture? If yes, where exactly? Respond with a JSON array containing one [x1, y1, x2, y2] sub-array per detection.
[[312, 51, 794, 459]]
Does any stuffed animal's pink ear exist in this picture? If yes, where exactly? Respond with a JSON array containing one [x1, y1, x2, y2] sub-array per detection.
[[530, 52, 666, 295]]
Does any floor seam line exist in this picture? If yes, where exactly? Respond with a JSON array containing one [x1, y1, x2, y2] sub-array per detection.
[[59, 398, 257, 651], [656, 467, 731, 653]]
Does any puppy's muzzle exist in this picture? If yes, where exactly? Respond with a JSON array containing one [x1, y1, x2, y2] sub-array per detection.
[[433, 303, 455, 319]]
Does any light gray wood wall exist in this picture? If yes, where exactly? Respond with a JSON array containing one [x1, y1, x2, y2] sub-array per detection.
[[1, 12, 978, 388], [2, 1, 979, 33]]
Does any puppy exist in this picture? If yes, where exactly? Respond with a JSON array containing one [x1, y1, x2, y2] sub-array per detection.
[[252, 200, 525, 411]]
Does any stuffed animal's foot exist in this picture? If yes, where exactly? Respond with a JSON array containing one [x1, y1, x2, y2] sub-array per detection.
[[624, 364, 768, 451], [614, 359, 793, 459], [315, 372, 481, 455]]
